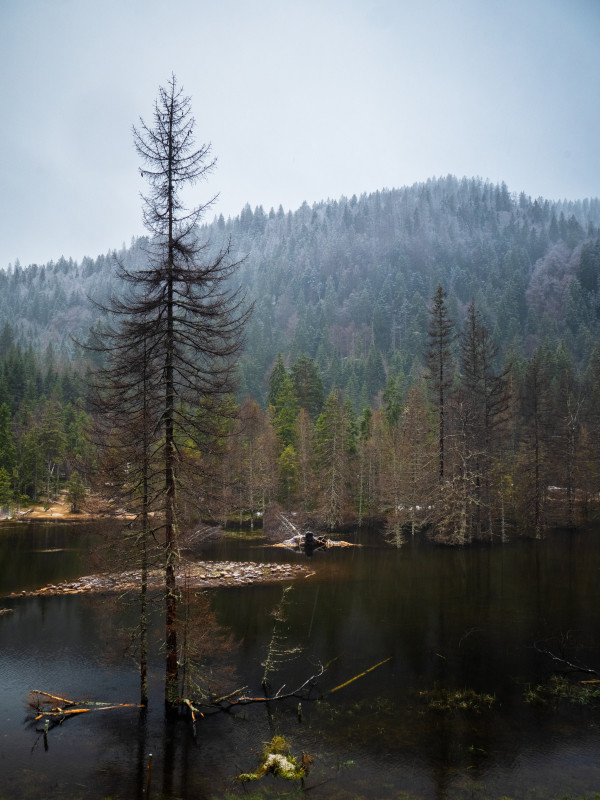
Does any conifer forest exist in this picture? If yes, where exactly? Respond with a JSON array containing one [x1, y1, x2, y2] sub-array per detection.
[[1, 163, 599, 543]]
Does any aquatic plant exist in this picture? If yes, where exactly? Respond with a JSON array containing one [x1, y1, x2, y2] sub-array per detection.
[[524, 675, 600, 706], [419, 686, 496, 712]]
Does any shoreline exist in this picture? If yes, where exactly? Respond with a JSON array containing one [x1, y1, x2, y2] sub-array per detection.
[[4, 495, 136, 524]]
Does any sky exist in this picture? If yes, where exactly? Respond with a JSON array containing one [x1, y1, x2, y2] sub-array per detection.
[[0, 0, 599, 269]]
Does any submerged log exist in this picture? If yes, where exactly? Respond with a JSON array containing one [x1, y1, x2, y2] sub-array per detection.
[[325, 657, 392, 695]]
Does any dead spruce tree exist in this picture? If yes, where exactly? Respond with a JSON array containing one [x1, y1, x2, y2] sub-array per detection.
[[91, 76, 249, 708], [87, 311, 165, 707]]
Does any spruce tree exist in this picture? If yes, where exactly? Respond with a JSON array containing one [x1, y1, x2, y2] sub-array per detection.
[[268, 354, 287, 408], [459, 300, 509, 537], [426, 285, 455, 483], [91, 76, 249, 708]]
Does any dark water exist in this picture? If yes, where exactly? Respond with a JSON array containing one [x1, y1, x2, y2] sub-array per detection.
[[1, 522, 600, 799]]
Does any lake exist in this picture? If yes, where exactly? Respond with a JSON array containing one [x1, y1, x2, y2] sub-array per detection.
[[1, 521, 599, 799]]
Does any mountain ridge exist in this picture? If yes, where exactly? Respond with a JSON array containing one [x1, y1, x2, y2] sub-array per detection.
[[1, 175, 599, 406]]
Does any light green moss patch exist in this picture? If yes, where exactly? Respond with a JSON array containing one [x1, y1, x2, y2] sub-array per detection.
[[237, 735, 310, 783]]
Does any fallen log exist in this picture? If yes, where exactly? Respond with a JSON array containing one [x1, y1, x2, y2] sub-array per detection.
[[325, 656, 392, 696]]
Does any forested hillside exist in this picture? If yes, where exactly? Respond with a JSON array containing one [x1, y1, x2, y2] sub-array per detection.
[[2, 175, 600, 407], [1, 175, 599, 541]]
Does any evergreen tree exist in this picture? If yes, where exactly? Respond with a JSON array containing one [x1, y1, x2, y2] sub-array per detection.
[[67, 470, 86, 512], [272, 373, 299, 448], [0, 467, 12, 512], [459, 300, 510, 537], [268, 354, 287, 408], [278, 444, 298, 509], [294, 408, 315, 512], [426, 285, 455, 483], [290, 355, 324, 419], [0, 402, 16, 476]]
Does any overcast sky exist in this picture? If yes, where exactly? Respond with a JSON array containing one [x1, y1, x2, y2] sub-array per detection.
[[0, 0, 598, 269]]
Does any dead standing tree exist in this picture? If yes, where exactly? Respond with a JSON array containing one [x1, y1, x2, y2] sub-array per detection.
[[87, 318, 163, 707], [91, 76, 250, 709]]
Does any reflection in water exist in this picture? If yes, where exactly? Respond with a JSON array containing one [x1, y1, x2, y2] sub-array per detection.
[[1, 523, 600, 798]]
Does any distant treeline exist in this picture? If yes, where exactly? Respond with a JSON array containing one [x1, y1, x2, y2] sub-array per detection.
[[2, 176, 599, 410], [0, 326, 91, 508]]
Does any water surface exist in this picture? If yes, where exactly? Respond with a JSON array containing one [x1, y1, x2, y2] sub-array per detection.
[[1, 522, 599, 799]]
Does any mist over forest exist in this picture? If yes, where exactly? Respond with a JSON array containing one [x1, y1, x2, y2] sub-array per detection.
[[2, 175, 599, 407]]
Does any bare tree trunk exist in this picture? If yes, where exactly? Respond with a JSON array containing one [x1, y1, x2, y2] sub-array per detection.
[[164, 151, 179, 705]]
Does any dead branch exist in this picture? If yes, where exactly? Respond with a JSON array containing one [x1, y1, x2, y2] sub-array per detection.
[[28, 690, 142, 731], [533, 642, 599, 676], [30, 690, 76, 707], [197, 664, 325, 711], [34, 708, 90, 720], [325, 657, 392, 695], [212, 686, 248, 703]]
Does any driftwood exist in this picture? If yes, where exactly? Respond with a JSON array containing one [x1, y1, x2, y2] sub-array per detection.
[[273, 531, 359, 551], [28, 690, 141, 730], [325, 657, 392, 695]]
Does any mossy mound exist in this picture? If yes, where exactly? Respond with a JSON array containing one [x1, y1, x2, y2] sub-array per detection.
[[237, 735, 311, 783], [419, 686, 496, 712]]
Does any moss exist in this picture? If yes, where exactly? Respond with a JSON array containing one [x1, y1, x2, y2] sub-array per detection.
[[419, 686, 495, 712], [268, 734, 289, 755], [524, 675, 600, 706], [237, 735, 309, 783]]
